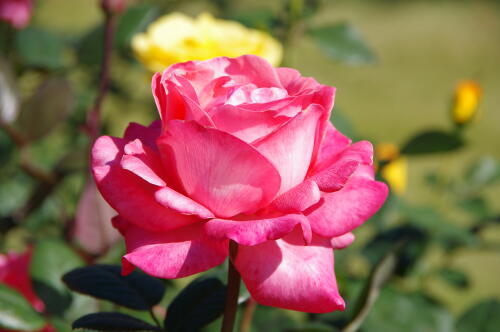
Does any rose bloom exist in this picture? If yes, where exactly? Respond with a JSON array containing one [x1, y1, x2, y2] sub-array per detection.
[[0, 0, 32, 29], [131, 12, 282, 72], [92, 55, 388, 313], [0, 250, 54, 332]]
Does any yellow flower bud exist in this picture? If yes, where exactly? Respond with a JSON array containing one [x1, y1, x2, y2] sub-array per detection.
[[451, 80, 481, 125], [131, 12, 283, 72], [376, 143, 407, 195], [381, 157, 408, 195]]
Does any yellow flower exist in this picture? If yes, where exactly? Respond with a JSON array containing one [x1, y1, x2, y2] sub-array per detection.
[[451, 80, 481, 125], [376, 143, 407, 195], [132, 12, 283, 72], [381, 157, 407, 195]]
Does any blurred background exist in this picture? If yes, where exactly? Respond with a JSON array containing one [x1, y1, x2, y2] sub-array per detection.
[[0, 0, 499, 331]]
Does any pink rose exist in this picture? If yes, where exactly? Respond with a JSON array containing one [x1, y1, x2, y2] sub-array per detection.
[[92, 55, 388, 313], [0, 0, 32, 29], [0, 250, 54, 332]]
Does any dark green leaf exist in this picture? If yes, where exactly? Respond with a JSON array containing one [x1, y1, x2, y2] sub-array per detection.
[[437, 268, 469, 288], [116, 5, 158, 51], [401, 130, 463, 155], [30, 238, 84, 316], [458, 197, 491, 219], [0, 57, 19, 123], [402, 205, 476, 250], [363, 225, 427, 276], [0, 284, 46, 331], [16, 77, 74, 140], [62, 264, 165, 310], [165, 277, 226, 332], [363, 288, 454, 332], [76, 25, 104, 68], [309, 23, 376, 65], [15, 27, 64, 69], [72, 312, 161, 331], [456, 299, 500, 332]]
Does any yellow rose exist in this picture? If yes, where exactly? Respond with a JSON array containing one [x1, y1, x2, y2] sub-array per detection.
[[451, 80, 481, 125], [132, 12, 283, 72], [376, 143, 407, 195]]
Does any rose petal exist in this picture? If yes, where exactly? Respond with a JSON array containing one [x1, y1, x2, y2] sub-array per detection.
[[312, 123, 351, 173], [114, 217, 228, 278], [121, 139, 167, 187], [154, 187, 214, 219], [204, 214, 309, 246], [92, 135, 198, 232], [123, 121, 161, 151], [253, 104, 324, 194], [272, 180, 321, 213], [330, 232, 355, 249], [234, 229, 345, 313], [309, 160, 359, 192], [157, 120, 281, 218], [306, 170, 389, 237]]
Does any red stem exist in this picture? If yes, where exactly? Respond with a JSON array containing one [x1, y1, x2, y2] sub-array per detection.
[[221, 241, 241, 332]]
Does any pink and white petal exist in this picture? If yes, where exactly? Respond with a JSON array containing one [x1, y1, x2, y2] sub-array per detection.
[[92, 136, 198, 232], [157, 121, 281, 218], [275, 68, 320, 94], [121, 139, 166, 187], [309, 160, 359, 192], [210, 104, 290, 143], [306, 176, 389, 238], [116, 217, 228, 279], [234, 229, 345, 313], [272, 180, 321, 213], [253, 105, 324, 194], [123, 121, 161, 151], [223, 55, 282, 87], [204, 214, 308, 246], [154, 187, 214, 219], [330, 233, 355, 249], [312, 123, 352, 173]]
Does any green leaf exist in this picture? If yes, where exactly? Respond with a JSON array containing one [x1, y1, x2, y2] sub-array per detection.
[[30, 238, 84, 316], [15, 77, 74, 140], [401, 130, 464, 155], [115, 4, 158, 51], [62, 264, 166, 310], [437, 268, 469, 289], [76, 25, 104, 68], [165, 277, 226, 332], [363, 225, 428, 276], [363, 288, 454, 332], [0, 284, 46, 331], [15, 27, 64, 69], [457, 197, 492, 219], [309, 23, 376, 65], [285, 323, 337, 332], [0, 57, 19, 124], [72, 312, 161, 331], [229, 9, 277, 30], [456, 299, 500, 332], [402, 205, 476, 250]]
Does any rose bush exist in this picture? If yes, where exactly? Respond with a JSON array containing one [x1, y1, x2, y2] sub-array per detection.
[[0, 0, 32, 29], [92, 55, 388, 313]]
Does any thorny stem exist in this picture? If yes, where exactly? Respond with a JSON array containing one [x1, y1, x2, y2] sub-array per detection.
[[221, 241, 241, 332]]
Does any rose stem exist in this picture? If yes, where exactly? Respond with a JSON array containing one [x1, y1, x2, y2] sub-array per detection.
[[239, 297, 257, 332], [85, 0, 117, 141], [221, 241, 241, 332]]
